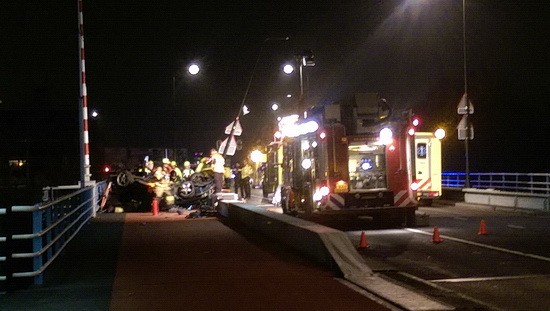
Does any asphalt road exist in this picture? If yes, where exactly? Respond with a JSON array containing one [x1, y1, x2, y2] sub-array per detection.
[[346, 203, 550, 310], [248, 190, 550, 310]]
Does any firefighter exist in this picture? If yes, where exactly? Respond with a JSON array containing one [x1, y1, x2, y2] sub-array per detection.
[[153, 166, 174, 209], [209, 148, 225, 194], [144, 160, 155, 177], [182, 160, 194, 179], [171, 160, 183, 182], [240, 159, 253, 200], [233, 162, 242, 197]]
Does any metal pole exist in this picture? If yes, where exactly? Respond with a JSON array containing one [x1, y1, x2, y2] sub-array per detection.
[[78, 0, 91, 186], [298, 61, 304, 114], [462, 0, 470, 188], [220, 37, 289, 156]]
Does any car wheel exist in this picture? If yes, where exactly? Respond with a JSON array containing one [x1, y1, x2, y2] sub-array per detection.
[[177, 181, 196, 198], [116, 171, 134, 187]]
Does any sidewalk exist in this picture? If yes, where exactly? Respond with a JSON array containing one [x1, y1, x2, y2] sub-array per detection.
[[1, 212, 391, 311]]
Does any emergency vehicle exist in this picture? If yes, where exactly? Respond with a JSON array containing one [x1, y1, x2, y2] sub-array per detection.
[[269, 93, 443, 227]]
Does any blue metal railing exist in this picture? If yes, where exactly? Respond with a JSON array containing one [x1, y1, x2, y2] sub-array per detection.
[[442, 172, 550, 194], [0, 180, 107, 289]]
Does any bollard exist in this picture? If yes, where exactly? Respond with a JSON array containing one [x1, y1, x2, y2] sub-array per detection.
[[152, 198, 159, 216]]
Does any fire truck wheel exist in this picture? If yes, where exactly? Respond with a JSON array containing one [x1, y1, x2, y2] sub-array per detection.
[[177, 181, 195, 198], [116, 170, 134, 187]]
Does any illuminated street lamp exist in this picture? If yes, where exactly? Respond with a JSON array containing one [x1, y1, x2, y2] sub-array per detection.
[[188, 63, 200, 75], [283, 50, 315, 114], [169, 62, 201, 158]]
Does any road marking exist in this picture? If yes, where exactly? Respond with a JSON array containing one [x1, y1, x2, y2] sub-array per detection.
[[406, 228, 550, 262], [431, 274, 550, 283], [397, 272, 505, 311], [334, 278, 403, 311], [507, 224, 525, 229]]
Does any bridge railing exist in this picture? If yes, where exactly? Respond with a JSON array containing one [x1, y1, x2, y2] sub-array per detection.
[[442, 172, 550, 194], [0, 180, 107, 290]]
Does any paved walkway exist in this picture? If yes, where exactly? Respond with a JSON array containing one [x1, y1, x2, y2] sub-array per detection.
[[1, 211, 391, 311]]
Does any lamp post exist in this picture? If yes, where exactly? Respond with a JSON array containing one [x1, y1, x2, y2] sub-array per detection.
[[283, 50, 315, 115], [170, 63, 201, 159], [462, 0, 471, 188]]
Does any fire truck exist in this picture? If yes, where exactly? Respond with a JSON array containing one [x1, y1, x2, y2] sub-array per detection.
[[269, 93, 443, 227]]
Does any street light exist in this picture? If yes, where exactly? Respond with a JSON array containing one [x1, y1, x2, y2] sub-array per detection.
[[188, 63, 200, 75], [282, 50, 315, 115], [169, 62, 201, 158], [461, 0, 472, 188]]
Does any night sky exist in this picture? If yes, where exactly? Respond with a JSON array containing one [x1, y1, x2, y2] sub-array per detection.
[[1, 1, 548, 173]]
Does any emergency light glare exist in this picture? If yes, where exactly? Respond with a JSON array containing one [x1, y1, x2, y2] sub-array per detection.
[[389, 145, 396, 152], [408, 128, 416, 136], [412, 118, 420, 127], [320, 186, 330, 196], [250, 149, 263, 163], [361, 161, 373, 171], [434, 128, 446, 140], [319, 132, 326, 139], [311, 141, 318, 148], [103, 165, 111, 173], [313, 191, 323, 202], [410, 181, 420, 191], [379, 128, 393, 145], [301, 158, 312, 170]]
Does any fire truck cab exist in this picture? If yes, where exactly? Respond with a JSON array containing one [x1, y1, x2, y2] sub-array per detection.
[[273, 94, 443, 228]]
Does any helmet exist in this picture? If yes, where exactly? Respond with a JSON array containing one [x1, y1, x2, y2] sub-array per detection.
[[171, 161, 177, 167], [184, 161, 191, 167], [162, 158, 170, 164]]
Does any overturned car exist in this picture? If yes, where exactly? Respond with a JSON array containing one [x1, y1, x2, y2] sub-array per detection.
[[114, 158, 215, 210]]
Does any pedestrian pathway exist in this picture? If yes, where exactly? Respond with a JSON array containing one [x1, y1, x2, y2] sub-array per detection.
[[1, 212, 391, 311]]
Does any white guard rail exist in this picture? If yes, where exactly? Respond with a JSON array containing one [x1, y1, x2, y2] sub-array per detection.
[[442, 172, 550, 194]]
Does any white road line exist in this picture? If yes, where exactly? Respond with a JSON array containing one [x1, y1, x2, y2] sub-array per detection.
[[507, 224, 525, 229], [335, 278, 404, 311], [405, 228, 550, 262], [431, 274, 550, 283], [397, 272, 505, 311], [454, 217, 468, 221]]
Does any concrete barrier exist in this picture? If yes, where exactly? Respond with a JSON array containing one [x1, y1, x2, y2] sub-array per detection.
[[218, 201, 454, 311], [463, 188, 549, 211]]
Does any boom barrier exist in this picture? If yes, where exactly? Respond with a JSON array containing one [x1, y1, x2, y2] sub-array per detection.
[[0, 181, 107, 291]]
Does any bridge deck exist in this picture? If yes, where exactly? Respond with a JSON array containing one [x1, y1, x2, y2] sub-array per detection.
[[1, 212, 389, 311]]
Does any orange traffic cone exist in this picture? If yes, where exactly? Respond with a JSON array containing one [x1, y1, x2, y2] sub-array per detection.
[[432, 227, 443, 244], [478, 219, 488, 235], [358, 231, 369, 249], [151, 198, 159, 216]]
